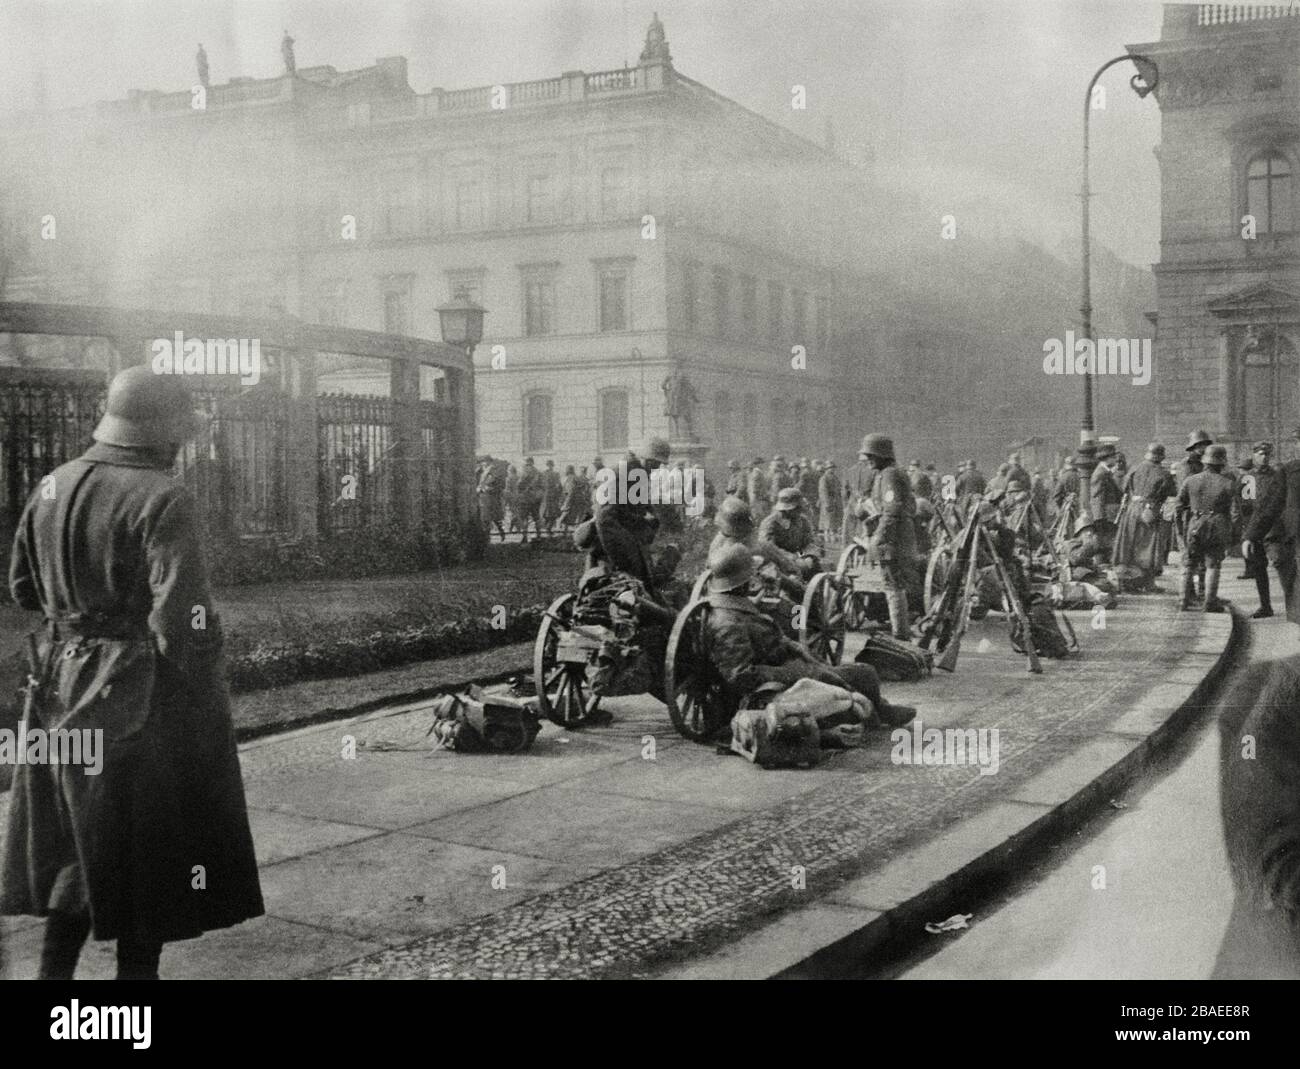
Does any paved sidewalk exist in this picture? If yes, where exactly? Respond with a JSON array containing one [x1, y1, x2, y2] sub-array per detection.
[[0, 583, 1238, 979]]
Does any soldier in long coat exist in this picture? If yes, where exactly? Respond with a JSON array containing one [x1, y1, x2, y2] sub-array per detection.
[[818, 461, 843, 541], [516, 458, 543, 543], [1, 366, 263, 978], [845, 449, 875, 539], [1177, 444, 1235, 612], [540, 460, 564, 533], [746, 457, 771, 518], [724, 460, 745, 501], [1118, 442, 1175, 590], [1236, 442, 1282, 618], [1244, 428, 1300, 623], [862, 433, 917, 639]]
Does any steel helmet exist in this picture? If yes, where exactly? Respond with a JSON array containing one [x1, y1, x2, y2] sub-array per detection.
[[860, 433, 895, 461], [707, 543, 757, 593], [1185, 429, 1212, 452], [93, 365, 204, 450], [715, 496, 754, 535], [775, 488, 804, 511], [1204, 444, 1228, 468]]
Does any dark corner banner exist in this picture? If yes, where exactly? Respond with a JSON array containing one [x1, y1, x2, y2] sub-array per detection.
[[1, 979, 1294, 1054]]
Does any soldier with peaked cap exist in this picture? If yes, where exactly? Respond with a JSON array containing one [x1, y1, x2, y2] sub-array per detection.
[[861, 433, 917, 640], [1090, 443, 1124, 544], [1244, 426, 1300, 623], [699, 544, 917, 739], [1174, 428, 1214, 598], [1178, 444, 1235, 612], [1118, 441, 1176, 591], [1237, 441, 1282, 618], [1, 365, 264, 979], [955, 459, 987, 502]]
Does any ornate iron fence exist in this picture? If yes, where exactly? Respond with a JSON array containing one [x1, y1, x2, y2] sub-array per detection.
[[419, 400, 458, 524], [178, 384, 294, 538], [317, 392, 395, 535], [0, 367, 105, 552]]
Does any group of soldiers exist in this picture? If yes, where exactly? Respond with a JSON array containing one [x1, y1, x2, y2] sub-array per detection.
[[723, 455, 844, 542]]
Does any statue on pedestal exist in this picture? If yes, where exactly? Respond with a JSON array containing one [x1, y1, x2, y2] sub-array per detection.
[[281, 31, 296, 76], [196, 44, 210, 88], [661, 367, 698, 441]]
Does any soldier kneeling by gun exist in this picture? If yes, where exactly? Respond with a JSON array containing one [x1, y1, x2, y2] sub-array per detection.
[[712, 496, 814, 599], [700, 545, 917, 738]]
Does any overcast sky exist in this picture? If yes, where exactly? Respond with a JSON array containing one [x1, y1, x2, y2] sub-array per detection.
[[0, 0, 1168, 265]]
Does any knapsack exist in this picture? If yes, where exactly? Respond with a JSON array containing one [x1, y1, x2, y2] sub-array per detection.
[[854, 633, 933, 682], [427, 688, 542, 754], [1010, 601, 1078, 659]]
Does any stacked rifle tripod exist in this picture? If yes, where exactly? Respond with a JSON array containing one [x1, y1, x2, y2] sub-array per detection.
[[916, 505, 1045, 675]]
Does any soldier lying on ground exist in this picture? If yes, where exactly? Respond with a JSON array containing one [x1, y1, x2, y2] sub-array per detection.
[[701, 545, 917, 739]]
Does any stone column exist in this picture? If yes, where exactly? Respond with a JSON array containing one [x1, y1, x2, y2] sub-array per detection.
[[287, 347, 319, 541], [390, 358, 423, 531]]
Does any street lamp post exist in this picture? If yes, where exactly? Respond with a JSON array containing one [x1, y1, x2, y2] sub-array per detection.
[[1077, 53, 1157, 517]]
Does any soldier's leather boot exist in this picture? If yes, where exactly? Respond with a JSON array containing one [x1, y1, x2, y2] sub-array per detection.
[[886, 590, 912, 640], [1180, 568, 1196, 611], [1203, 566, 1226, 613]]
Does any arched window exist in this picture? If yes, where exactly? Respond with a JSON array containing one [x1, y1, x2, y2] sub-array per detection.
[[524, 392, 553, 454], [1247, 151, 1293, 234], [715, 391, 732, 445], [598, 388, 628, 452]]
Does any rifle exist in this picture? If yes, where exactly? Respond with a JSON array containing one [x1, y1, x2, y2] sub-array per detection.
[[981, 526, 1042, 675], [919, 508, 980, 658], [935, 526, 981, 673]]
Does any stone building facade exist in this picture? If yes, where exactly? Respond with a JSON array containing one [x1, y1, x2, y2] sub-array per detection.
[[1, 15, 889, 486], [1133, 4, 1300, 458]]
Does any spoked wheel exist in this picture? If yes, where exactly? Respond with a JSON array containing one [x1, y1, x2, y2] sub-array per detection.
[[836, 542, 871, 631], [665, 600, 732, 743], [924, 541, 958, 614], [533, 593, 597, 728], [799, 572, 846, 665]]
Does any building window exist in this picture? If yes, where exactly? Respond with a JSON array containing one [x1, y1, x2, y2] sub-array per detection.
[[526, 172, 555, 225], [715, 392, 732, 445], [600, 166, 630, 218], [524, 392, 554, 453], [317, 279, 349, 326], [767, 282, 783, 342], [524, 276, 556, 336], [453, 173, 483, 231], [712, 267, 730, 338], [684, 261, 700, 331], [382, 279, 411, 335], [377, 172, 417, 238], [791, 289, 807, 345], [598, 389, 629, 452], [599, 269, 628, 332], [446, 272, 483, 308], [739, 275, 757, 337], [1247, 151, 1293, 234]]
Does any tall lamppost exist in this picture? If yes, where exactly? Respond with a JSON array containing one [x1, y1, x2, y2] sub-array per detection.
[[1076, 53, 1157, 516]]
